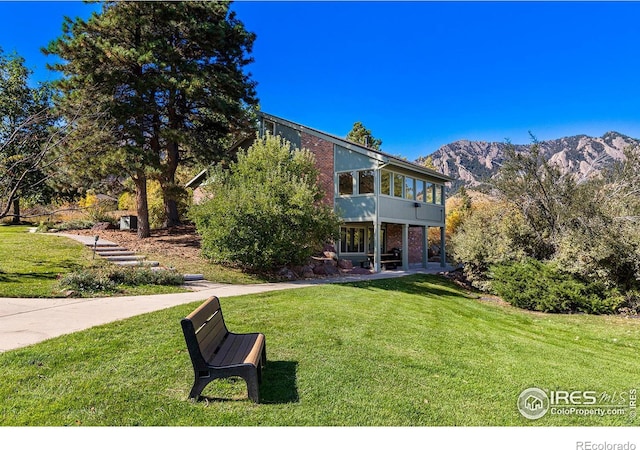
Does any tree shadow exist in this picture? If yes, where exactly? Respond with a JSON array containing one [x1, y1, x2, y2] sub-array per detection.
[[343, 274, 476, 299]]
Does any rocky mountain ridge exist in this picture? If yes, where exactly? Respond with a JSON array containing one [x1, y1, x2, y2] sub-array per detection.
[[417, 131, 640, 193]]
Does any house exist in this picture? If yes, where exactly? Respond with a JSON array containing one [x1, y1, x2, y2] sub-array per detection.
[[187, 112, 453, 272]]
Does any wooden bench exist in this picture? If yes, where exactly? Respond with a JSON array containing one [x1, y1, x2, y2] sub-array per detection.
[[381, 259, 402, 269], [181, 296, 266, 403]]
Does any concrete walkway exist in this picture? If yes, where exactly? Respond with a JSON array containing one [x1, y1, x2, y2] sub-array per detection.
[[0, 266, 450, 353]]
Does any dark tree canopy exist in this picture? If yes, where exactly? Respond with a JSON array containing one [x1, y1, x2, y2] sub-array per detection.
[[45, 1, 258, 236]]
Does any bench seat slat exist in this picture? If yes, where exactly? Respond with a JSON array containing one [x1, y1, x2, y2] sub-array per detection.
[[211, 333, 264, 367]]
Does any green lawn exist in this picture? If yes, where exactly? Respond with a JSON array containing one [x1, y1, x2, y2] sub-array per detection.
[[0, 225, 186, 297], [1, 275, 638, 426]]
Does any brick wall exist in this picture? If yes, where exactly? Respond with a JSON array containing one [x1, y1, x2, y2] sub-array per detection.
[[301, 131, 334, 206], [386, 224, 402, 253], [408, 226, 424, 264], [385, 224, 425, 265]]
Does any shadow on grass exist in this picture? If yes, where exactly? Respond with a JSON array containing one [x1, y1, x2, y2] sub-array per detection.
[[198, 361, 299, 405], [344, 274, 475, 299], [260, 360, 299, 404]]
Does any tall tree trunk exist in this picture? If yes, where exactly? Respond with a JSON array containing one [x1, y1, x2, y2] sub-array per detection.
[[134, 171, 151, 239], [11, 198, 20, 224], [162, 140, 181, 227]]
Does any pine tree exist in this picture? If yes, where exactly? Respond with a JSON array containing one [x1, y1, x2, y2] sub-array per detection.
[[346, 122, 382, 150], [45, 1, 258, 236]]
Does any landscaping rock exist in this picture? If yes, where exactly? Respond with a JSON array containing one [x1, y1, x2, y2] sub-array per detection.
[[92, 222, 117, 231], [338, 259, 353, 270], [323, 251, 337, 260], [349, 267, 373, 275], [313, 264, 328, 275], [277, 267, 298, 280]]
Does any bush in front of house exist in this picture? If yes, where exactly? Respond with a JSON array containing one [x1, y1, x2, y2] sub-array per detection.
[[59, 265, 184, 295], [489, 259, 623, 315], [190, 133, 341, 270]]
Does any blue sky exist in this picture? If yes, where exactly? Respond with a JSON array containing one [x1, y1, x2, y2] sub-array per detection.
[[1, 1, 640, 160]]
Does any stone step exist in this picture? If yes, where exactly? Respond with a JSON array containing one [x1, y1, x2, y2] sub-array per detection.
[[94, 247, 129, 253], [183, 274, 204, 281], [96, 250, 136, 257], [114, 260, 160, 267], [91, 243, 119, 248], [103, 255, 146, 262]]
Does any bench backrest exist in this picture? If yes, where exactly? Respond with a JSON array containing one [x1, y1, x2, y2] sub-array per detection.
[[181, 296, 229, 369]]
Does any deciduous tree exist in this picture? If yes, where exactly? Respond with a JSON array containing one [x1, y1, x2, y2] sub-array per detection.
[[0, 49, 55, 222], [190, 134, 342, 270]]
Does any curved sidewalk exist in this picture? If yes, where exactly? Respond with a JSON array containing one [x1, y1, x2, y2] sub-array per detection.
[[0, 267, 449, 353]]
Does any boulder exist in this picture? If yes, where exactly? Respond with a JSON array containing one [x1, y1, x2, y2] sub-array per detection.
[[338, 259, 353, 270], [92, 222, 116, 230]]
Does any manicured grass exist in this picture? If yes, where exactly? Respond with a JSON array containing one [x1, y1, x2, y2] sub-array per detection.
[[0, 225, 89, 297], [0, 225, 186, 297], [143, 251, 275, 285], [1, 275, 638, 426]]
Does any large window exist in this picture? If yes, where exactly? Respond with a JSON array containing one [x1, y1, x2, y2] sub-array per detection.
[[358, 170, 374, 194], [338, 172, 353, 195], [435, 185, 444, 205], [340, 226, 366, 253], [378, 170, 443, 204], [393, 173, 404, 198], [416, 180, 426, 202], [405, 177, 415, 200], [425, 182, 434, 203], [381, 170, 391, 196]]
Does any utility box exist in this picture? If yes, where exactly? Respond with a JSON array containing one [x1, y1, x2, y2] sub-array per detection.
[[120, 215, 138, 231]]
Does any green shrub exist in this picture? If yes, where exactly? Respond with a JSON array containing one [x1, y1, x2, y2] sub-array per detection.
[[490, 259, 623, 314], [59, 265, 184, 295], [450, 201, 530, 290], [190, 133, 341, 270]]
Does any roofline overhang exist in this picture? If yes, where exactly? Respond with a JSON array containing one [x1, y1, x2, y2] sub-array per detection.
[[258, 111, 454, 183]]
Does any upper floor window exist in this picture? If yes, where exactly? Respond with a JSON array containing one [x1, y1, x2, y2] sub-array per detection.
[[405, 177, 415, 200], [378, 169, 443, 204], [381, 170, 391, 196], [338, 172, 353, 195], [263, 119, 275, 135], [358, 170, 374, 194], [393, 174, 404, 198], [435, 185, 445, 205]]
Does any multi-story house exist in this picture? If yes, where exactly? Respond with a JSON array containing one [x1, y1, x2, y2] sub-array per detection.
[[188, 112, 452, 272]]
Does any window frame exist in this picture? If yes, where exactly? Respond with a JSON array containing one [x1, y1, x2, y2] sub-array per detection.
[[340, 226, 367, 254], [337, 171, 354, 196]]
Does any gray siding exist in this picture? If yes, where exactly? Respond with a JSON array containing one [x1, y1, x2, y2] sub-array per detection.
[[335, 145, 377, 172], [379, 196, 444, 225], [335, 196, 376, 221], [274, 123, 301, 149]]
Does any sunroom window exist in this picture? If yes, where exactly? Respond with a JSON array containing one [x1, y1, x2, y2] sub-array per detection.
[[381, 170, 391, 196], [358, 170, 374, 194], [338, 172, 353, 195], [405, 177, 415, 200], [393, 174, 404, 198]]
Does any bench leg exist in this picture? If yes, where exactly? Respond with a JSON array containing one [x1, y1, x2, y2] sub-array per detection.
[[188, 374, 211, 400], [243, 370, 260, 403]]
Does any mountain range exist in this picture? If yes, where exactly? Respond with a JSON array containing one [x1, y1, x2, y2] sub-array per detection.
[[416, 131, 640, 194]]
